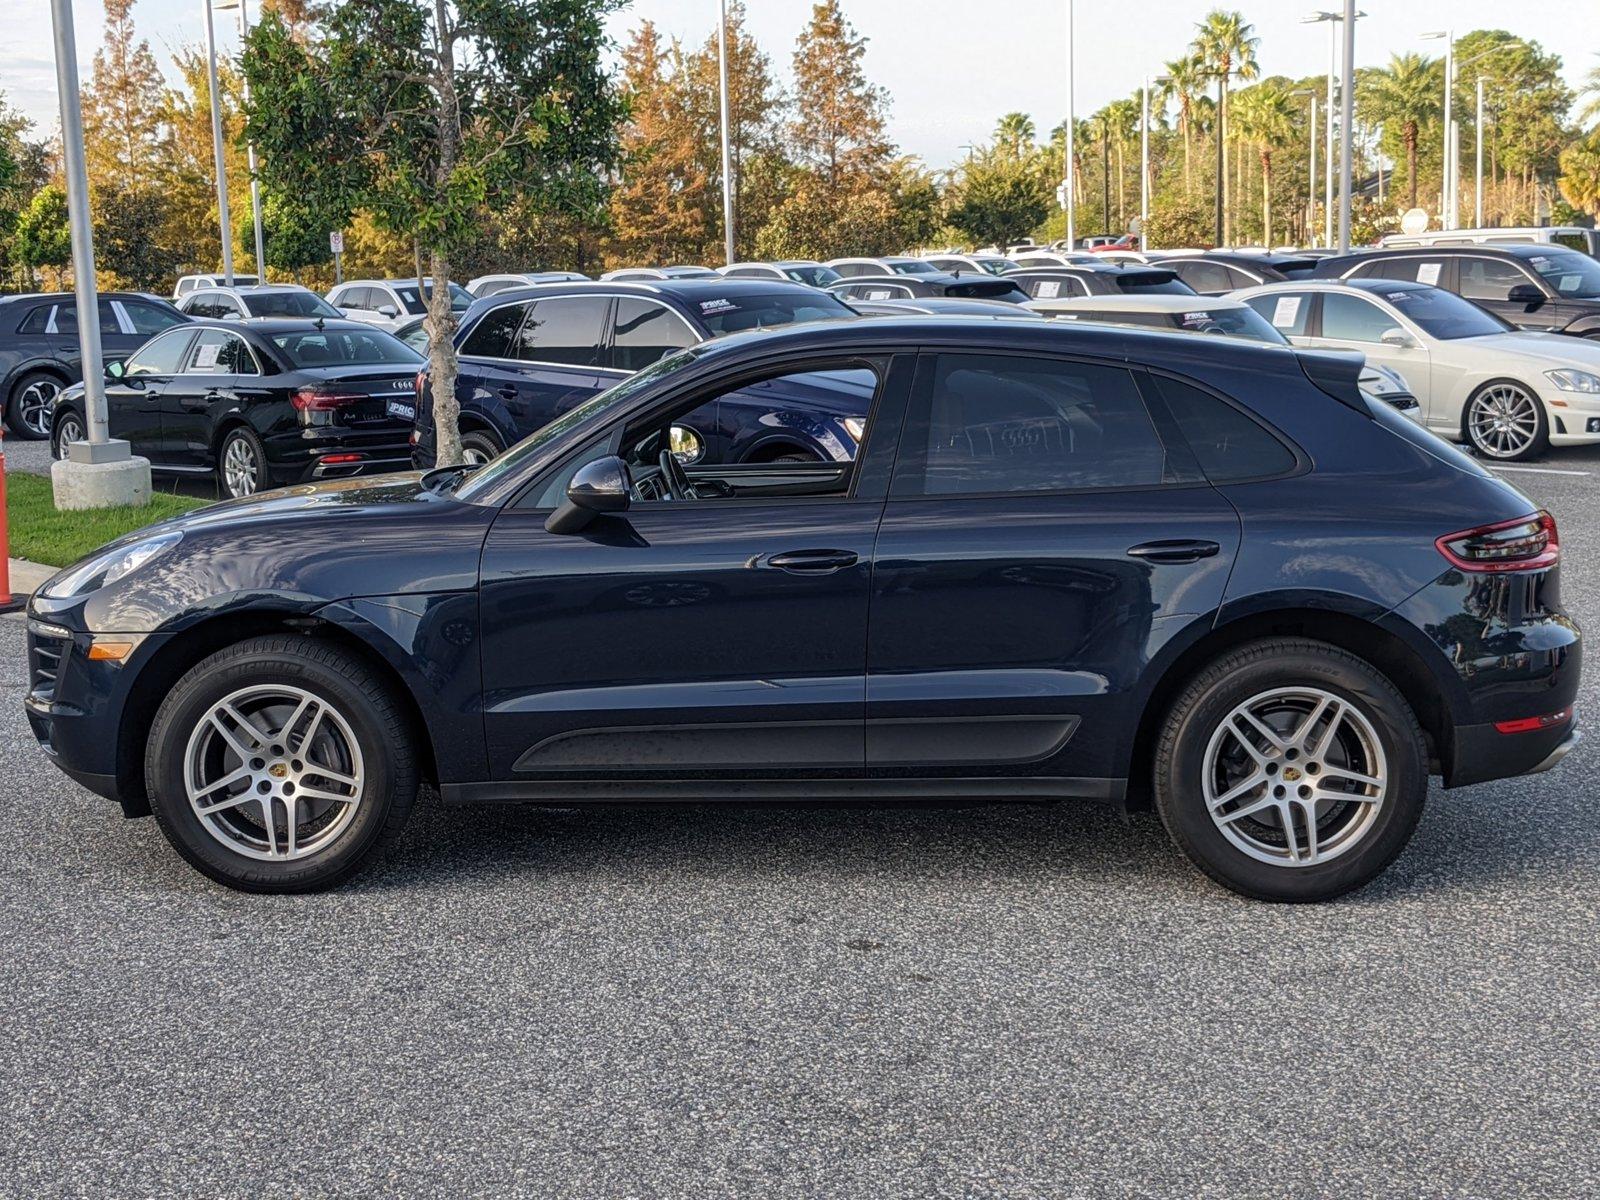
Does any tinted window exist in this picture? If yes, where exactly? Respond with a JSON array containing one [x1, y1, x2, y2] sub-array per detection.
[[1372, 286, 1511, 339], [1458, 257, 1531, 301], [186, 328, 257, 374], [125, 329, 195, 376], [1021, 276, 1087, 299], [246, 290, 342, 318], [1115, 272, 1194, 296], [122, 300, 186, 334], [17, 306, 50, 334], [270, 328, 421, 367], [888, 260, 940, 275], [1320, 293, 1398, 343], [1226, 266, 1264, 288], [783, 265, 841, 287], [832, 262, 871, 278], [1173, 261, 1235, 294], [514, 296, 607, 366], [47, 300, 120, 335], [611, 298, 696, 371], [1171, 306, 1288, 343], [896, 353, 1171, 495], [213, 296, 244, 318], [1524, 250, 1600, 298], [1366, 257, 1448, 287], [1243, 292, 1312, 337], [1155, 375, 1295, 482], [694, 291, 855, 335], [460, 302, 528, 358]]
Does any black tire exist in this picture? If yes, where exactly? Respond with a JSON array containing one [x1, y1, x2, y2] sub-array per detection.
[[1461, 378, 1549, 463], [51, 408, 85, 460], [145, 635, 419, 892], [1153, 638, 1427, 903], [217, 425, 269, 498], [460, 430, 503, 466], [5, 369, 64, 440]]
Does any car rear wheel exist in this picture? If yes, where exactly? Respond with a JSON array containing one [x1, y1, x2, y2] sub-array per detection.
[[460, 430, 502, 466], [218, 426, 267, 498], [145, 636, 419, 892], [1464, 380, 1547, 462], [1154, 638, 1426, 902], [51, 409, 84, 459], [6, 371, 62, 440]]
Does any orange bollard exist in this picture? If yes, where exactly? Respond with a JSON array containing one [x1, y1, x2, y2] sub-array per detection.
[[0, 425, 13, 611]]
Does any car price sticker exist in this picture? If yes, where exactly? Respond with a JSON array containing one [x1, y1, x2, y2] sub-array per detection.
[[1180, 311, 1211, 327], [1035, 280, 1062, 298], [1559, 275, 1581, 293], [1415, 263, 1441, 285], [865, 288, 894, 300], [1530, 256, 1551, 270], [699, 298, 737, 314], [1271, 296, 1301, 327], [386, 400, 415, 420], [193, 342, 222, 369]]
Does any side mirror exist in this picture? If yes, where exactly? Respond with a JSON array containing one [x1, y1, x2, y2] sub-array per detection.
[[545, 455, 632, 535], [1507, 283, 1544, 306], [104, 359, 126, 381], [1379, 328, 1415, 349], [377, 304, 399, 318]]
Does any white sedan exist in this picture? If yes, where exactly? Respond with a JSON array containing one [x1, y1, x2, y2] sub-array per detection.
[[1233, 279, 1600, 461]]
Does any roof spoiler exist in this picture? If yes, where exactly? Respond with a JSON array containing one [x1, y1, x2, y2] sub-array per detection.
[[1297, 349, 1370, 416]]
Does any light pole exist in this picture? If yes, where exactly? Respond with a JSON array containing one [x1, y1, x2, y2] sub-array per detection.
[[1292, 89, 1316, 246], [1421, 30, 1455, 228], [716, 0, 735, 265], [1338, 0, 1356, 252], [215, 0, 265, 280], [1140, 77, 1149, 241], [202, 0, 234, 283], [1064, 0, 1075, 247], [47, 0, 149, 506], [1303, 11, 1363, 248]]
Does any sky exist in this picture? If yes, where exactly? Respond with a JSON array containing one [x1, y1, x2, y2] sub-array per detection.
[[5, 0, 1596, 170]]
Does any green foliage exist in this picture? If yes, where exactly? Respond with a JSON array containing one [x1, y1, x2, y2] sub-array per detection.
[[14, 186, 72, 274], [945, 150, 1052, 250], [93, 185, 180, 289], [1143, 194, 1214, 248]]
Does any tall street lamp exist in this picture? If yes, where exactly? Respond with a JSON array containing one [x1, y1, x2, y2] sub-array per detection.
[[1064, 0, 1076, 247], [1457, 41, 1522, 229], [202, 0, 234, 283], [716, 0, 735, 265], [1303, 10, 1363, 248], [1337, 0, 1356, 252], [1292, 88, 1316, 246], [215, 0, 266, 280], [1421, 30, 1456, 228]]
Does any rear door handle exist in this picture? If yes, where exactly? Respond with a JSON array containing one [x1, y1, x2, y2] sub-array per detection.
[[1126, 539, 1221, 565], [760, 549, 859, 573]]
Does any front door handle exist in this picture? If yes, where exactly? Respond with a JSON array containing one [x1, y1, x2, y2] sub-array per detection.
[[1126, 539, 1221, 565], [760, 549, 859, 574]]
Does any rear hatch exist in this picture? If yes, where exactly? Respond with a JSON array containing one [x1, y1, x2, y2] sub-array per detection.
[[944, 277, 1029, 302]]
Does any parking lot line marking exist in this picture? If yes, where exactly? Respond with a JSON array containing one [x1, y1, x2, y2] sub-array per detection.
[[1489, 466, 1591, 477]]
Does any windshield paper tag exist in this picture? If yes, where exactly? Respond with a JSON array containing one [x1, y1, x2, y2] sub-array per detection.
[[1416, 263, 1441, 285], [1271, 296, 1301, 327], [1036, 281, 1061, 298]]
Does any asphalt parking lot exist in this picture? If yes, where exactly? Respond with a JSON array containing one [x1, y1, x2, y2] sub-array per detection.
[[3, 447, 1598, 1198]]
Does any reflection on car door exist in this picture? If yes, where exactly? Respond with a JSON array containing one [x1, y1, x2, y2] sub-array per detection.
[[160, 328, 263, 468], [101, 326, 197, 456], [1310, 292, 1436, 425], [864, 351, 1240, 788], [475, 355, 910, 783]]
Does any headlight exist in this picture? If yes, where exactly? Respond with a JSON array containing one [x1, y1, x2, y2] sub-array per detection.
[[842, 417, 866, 441], [1545, 368, 1600, 394], [41, 531, 182, 599]]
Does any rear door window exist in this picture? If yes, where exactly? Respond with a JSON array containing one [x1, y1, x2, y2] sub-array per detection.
[[122, 300, 186, 334], [1242, 292, 1312, 337], [1172, 261, 1235, 293]]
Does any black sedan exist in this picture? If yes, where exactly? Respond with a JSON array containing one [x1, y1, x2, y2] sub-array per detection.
[[1003, 262, 1195, 300], [829, 273, 1029, 303], [1156, 251, 1320, 295], [50, 319, 423, 498]]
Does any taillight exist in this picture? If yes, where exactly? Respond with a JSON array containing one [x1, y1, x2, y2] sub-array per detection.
[[292, 387, 363, 412], [414, 371, 427, 396], [1435, 511, 1559, 573], [1494, 708, 1572, 735]]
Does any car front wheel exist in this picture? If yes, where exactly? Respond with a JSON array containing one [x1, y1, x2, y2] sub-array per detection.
[[145, 636, 419, 892], [1464, 380, 1548, 461], [1154, 638, 1426, 902]]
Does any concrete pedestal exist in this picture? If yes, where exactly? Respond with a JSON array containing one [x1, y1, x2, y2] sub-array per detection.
[[50, 448, 153, 510]]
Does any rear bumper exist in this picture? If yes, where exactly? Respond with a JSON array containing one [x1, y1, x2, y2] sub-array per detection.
[[1448, 715, 1579, 787], [266, 426, 416, 483]]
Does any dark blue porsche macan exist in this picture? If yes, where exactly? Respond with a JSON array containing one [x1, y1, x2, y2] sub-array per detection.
[[25, 317, 1580, 900]]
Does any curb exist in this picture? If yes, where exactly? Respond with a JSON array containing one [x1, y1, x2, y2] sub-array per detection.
[[4, 557, 56, 612]]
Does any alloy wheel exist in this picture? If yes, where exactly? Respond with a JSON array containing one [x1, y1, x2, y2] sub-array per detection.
[[183, 684, 365, 861], [17, 378, 59, 437], [461, 446, 491, 466], [53, 413, 83, 458], [1467, 385, 1540, 459], [222, 436, 259, 497], [1201, 686, 1387, 868]]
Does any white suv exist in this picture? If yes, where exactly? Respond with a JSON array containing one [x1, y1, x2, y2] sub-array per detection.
[[326, 278, 473, 329]]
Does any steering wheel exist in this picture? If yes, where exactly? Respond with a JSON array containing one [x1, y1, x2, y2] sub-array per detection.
[[658, 448, 694, 500]]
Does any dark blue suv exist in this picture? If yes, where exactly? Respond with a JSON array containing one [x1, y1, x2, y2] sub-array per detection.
[[25, 317, 1580, 901], [412, 279, 865, 467]]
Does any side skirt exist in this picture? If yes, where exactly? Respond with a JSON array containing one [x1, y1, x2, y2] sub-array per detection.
[[440, 776, 1127, 805]]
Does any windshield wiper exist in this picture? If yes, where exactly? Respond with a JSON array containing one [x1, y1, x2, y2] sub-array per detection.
[[420, 463, 482, 494]]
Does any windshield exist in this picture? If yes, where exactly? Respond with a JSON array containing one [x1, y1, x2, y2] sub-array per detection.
[[396, 283, 474, 314], [978, 258, 1020, 275], [248, 291, 343, 318], [693, 291, 856, 335], [889, 260, 941, 275], [1524, 250, 1600, 298], [456, 351, 696, 502], [270, 327, 423, 367], [783, 264, 843, 287], [1374, 285, 1513, 339], [1174, 306, 1288, 344]]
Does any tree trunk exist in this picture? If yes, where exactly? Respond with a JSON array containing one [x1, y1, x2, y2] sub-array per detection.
[[1260, 150, 1271, 248], [1406, 130, 1418, 210], [427, 0, 464, 468], [1182, 109, 1192, 192]]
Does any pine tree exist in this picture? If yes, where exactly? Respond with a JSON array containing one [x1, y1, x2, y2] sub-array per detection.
[[82, 0, 167, 191], [788, 0, 891, 196]]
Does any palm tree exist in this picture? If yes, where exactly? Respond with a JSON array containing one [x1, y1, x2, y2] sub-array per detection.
[[1159, 55, 1208, 191], [994, 112, 1036, 157], [1191, 10, 1260, 241], [1104, 98, 1141, 229], [1559, 137, 1600, 219], [1359, 52, 1442, 210], [1577, 61, 1600, 131], [1231, 84, 1295, 245]]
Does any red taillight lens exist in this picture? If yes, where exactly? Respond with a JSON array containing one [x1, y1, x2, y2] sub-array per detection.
[[319, 453, 362, 465], [414, 371, 427, 396], [292, 387, 363, 412], [1435, 511, 1559, 573], [1495, 708, 1572, 735]]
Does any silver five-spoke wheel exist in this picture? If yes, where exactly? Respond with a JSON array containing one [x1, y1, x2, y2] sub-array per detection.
[[1467, 384, 1540, 460], [222, 434, 260, 497], [1202, 686, 1387, 868], [183, 684, 364, 861]]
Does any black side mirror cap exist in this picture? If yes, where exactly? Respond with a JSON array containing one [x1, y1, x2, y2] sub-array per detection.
[[1507, 283, 1544, 306], [545, 455, 633, 534]]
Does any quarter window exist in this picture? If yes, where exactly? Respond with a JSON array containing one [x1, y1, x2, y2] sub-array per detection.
[[1154, 376, 1296, 482], [611, 298, 696, 371], [895, 353, 1173, 496], [513, 297, 608, 366]]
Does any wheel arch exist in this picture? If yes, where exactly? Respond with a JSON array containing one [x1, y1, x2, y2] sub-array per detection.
[[1123, 605, 1456, 812], [4, 359, 73, 400], [1457, 374, 1547, 446], [115, 607, 441, 818]]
